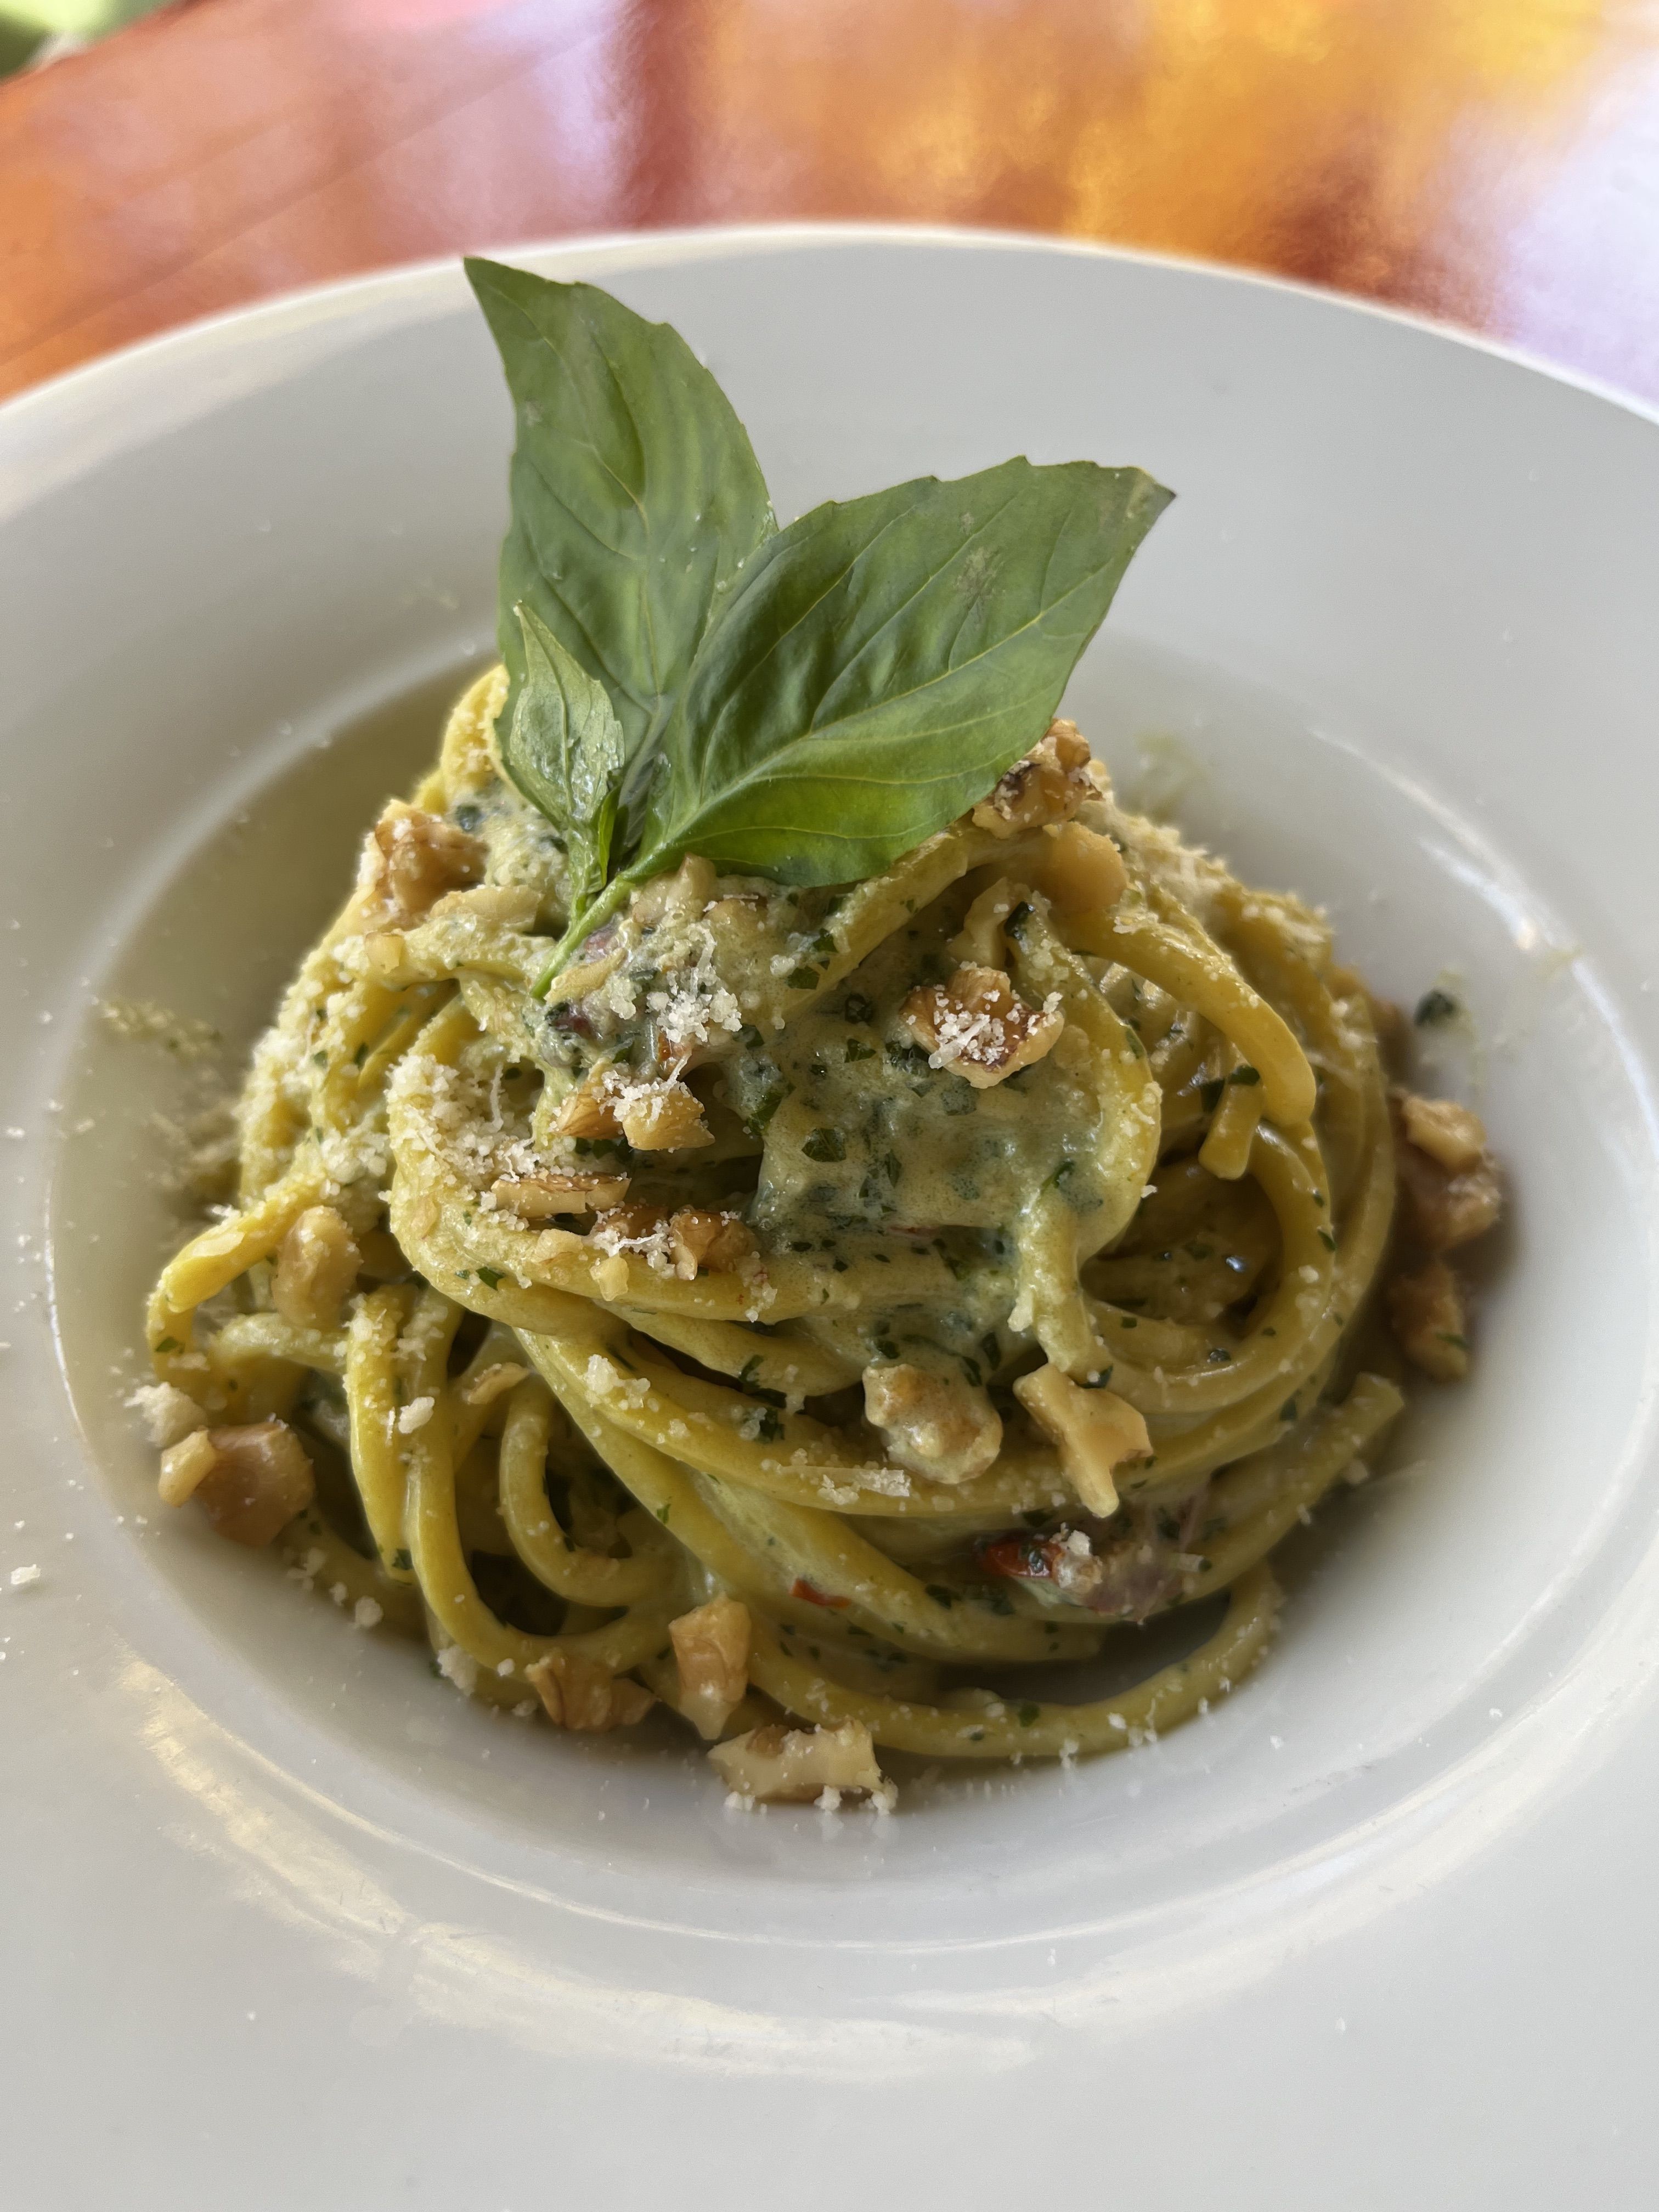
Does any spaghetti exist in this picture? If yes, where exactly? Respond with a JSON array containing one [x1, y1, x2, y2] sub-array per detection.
[[134, 669, 1501, 1807]]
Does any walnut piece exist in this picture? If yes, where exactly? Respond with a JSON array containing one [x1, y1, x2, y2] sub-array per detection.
[[863, 1361, 1003, 1485], [1386, 1258, 1470, 1381], [667, 1209, 755, 1280], [615, 1080, 712, 1151], [550, 1080, 624, 1139], [526, 1649, 655, 1731], [586, 1203, 753, 1284], [708, 1717, 889, 1804], [1393, 1097, 1502, 1252], [1024, 820, 1127, 916], [1013, 1365, 1152, 1517], [592, 1201, 667, 1245], [901, 964, 1064, 1090], [552, 1070, 712, 1152], [669, 1596, 753, 1739], [358, 803, 485, 928], [491, 1170, 631, 1220], [160, 1420, 317, 1545], [1398, 1092, 1488, 1175], [971, 719, 1096, 837], [273, 1204, 362, 1330]]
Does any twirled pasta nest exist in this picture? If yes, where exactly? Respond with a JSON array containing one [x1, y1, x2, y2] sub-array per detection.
[[134, 669, 1501, 1808]]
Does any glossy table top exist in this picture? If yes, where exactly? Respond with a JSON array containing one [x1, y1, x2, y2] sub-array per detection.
[[3, 0, 1659, 405]]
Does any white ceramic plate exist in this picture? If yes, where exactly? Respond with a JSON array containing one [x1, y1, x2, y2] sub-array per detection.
[[5, 227, 1659, 2210]]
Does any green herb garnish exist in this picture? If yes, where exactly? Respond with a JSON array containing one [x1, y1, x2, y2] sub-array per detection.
[[466, 259, 1172, 986], [467, 257, 774, 815], [500, 605, 625, 913]]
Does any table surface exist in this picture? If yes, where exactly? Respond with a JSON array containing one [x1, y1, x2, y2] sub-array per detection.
[[3, 0, 1659, 405]]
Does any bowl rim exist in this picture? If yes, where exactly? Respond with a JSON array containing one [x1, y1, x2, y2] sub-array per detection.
[[5, 217, 1658, 445]]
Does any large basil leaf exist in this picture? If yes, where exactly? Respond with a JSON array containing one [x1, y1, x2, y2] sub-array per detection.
[[632, 458, 1172, 883], [465, 257, 775, 810], [502, 604, 625, 910]]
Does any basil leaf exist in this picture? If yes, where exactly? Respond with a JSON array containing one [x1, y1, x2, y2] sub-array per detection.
[[465, 257, 775, 812], [633, 457, 1171, 884], [503, 604, 625, 910]]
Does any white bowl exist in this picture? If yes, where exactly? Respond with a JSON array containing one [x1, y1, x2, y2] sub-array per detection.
[[5, 227, 1659, 2209]]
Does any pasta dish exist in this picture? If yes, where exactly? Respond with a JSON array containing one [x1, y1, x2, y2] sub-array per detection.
[[131, 261, 1503, 1810]]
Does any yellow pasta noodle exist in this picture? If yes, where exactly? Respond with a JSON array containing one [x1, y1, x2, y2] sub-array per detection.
[[138, 667, 1474, 1809]]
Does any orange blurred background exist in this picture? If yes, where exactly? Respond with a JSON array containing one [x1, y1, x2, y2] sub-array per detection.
[[4, 0, 1659, 400]]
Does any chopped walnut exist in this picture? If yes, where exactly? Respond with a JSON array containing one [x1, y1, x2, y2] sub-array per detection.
[[583, 1203, 751, 1284], [592, 1201, 667, 1244], [1387, 1258, 1471, 1381], [708, 1717, 890, 1804], [491, 1169, 631, 1219], [1393, 1097, 1503, 1252], [461, 1361, 531, 1407], [358, 803, 484, 928], [1013, 1365, 1152, 1517], [668, 1209, 755, 1280], [426, 882, 541, 928], [160, 1420, 316, 1546], [526, 1649, 654, 1731], [971, 719, 1096, 837], [550, 1080, 624, 1141], [615, 1080, 712, 1151], [901, 964, 1064, 1090], [552, 1069, 711, 1152], [273, 1204, 362, 1330], [863, 1361, 1003, 1485], [1398, 1092, 1488, 1175], [669, 1596, 752, 1739], [1024, 820, 1127, 916]]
